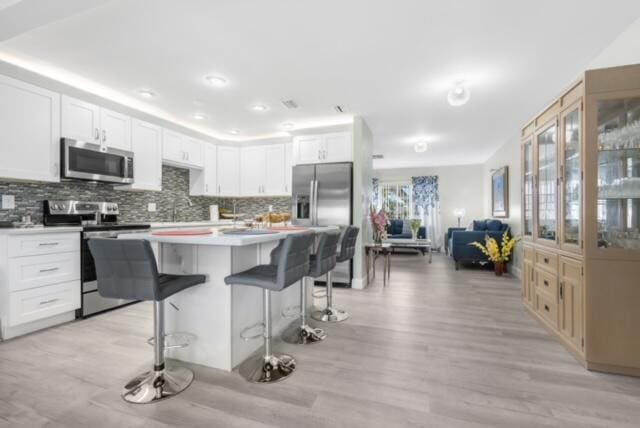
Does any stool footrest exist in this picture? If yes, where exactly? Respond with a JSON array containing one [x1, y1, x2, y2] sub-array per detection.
[[312, 289, 327, 298], [240, 322, 265, 341], [147, 332, 197, 350]]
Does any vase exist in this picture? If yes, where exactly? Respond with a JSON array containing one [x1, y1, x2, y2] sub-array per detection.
[[494, 261, 505, 276], [411, 230, 418, 241]]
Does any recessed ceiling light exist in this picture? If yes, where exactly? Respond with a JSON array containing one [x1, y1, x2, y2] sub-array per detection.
[[229, 128, 240, 135], [204, 75, 228, 87], [137, 89, 156, 99], [281, 122, 295, 130], [447, 81, 470, 106], [414, 141, 428, 153], [193, 113, 207, 120], [251, 104, 267, 112]]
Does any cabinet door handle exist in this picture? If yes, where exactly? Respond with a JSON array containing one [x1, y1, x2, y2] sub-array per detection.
[[52, 163, 59, 176], [102, 129, 107, 142], [544, 304, 550, 312], [38, 242, 59, 247], [39, 298, 60, 306], [39, 267, 60, 273], [94, 128, 100, 141], [218, 184, 221, 194], [543, 257, 549, 263], [559, 282, 564, 299], [543, 279, 549, 287]]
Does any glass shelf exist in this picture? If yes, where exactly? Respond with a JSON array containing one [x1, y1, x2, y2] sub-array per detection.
[[597, 97, 640, 250]]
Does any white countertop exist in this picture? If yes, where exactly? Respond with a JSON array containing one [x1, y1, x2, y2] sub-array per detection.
[[120, 226, 338, 246], [149, 220, 234, 229], [0, 226, 83, 235]]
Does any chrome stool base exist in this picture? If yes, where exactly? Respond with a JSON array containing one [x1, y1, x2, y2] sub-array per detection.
[[239, 353, 297, 383], [281, 322, 326, 345], [311, 306, 349, 323], [122, 366, 194, 404]]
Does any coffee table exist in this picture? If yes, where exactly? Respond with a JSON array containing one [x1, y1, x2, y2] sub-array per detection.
[[384, 238, 432, 263], [365, 243, 392, 287]]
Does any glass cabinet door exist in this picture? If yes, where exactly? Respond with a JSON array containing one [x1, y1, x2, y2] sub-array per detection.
[[537, 123, 558, 241], [562, 107, 581, 247], [596, 97, 640, 250], [523, 139, 534, 237]]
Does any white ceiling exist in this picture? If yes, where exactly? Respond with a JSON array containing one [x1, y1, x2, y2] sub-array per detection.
[[1, 0, 639, 168]]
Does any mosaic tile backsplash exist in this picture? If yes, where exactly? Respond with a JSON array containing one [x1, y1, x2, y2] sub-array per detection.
[[0, 165, 292, 224]]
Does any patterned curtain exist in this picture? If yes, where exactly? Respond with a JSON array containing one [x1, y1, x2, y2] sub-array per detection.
[[411, 176, 442, 250], [371, 177, 380, 210]]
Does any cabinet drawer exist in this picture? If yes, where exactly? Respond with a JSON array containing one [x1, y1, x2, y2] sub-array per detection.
[[9, 251, 80, 292], [535, 268, 558, 298], [8, 233, 79, 257], [535, 249, 558, 273], [560, 257, 582, 282], [9, 281, 80, 327], [535, 291, 558, 328]]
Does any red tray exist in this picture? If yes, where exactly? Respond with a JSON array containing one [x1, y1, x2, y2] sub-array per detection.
[[152, 229, 213, 236]]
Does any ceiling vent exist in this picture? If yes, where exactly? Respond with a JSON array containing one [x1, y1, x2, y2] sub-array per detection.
[[281, 99, 298, 109], [334, 105, 346, 113], [372, 154, 384, 160]]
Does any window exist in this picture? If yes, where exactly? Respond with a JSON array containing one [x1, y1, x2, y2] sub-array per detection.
[[378, 181, 413, 219]]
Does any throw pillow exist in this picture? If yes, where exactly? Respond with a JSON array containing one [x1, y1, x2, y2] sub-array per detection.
[[473, 220, 488, 231], [487, 219, 503, 231], [402, 220, 412, 235]]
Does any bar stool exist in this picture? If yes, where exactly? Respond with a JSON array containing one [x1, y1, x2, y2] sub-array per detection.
[[224, 231, 315, 383], [88, 238, 206, 404], [312, 226, 360, 323], [282, 230, 341, 345]]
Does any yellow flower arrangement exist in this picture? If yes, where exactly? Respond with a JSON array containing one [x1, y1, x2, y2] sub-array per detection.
[[469, 229, 520, 263]]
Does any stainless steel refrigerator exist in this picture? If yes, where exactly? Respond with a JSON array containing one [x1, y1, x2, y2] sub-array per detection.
[[292, 162, 353, 286]]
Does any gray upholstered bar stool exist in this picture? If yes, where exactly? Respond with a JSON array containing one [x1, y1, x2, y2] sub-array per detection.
[[224, 231, 315, 383], [88, 238, 206, 404], [312, 226, 360, 323], [282, 230, 341, 345]]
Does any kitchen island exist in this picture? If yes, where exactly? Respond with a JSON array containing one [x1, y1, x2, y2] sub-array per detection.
[[119, 226, 335, 371]]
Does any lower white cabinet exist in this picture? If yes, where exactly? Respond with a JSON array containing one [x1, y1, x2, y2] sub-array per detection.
[[0, 74, 60, 183], [217, 146, 240, 195], [116, 119, 162, 191], [0, 231, 81, 335]]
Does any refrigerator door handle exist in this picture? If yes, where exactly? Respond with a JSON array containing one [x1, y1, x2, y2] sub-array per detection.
[[309, 180, 316, 225], [313, 179, 319, 225]]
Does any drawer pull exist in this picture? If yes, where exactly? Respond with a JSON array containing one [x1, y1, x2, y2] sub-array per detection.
[[543, 279, 549, 287], [543, 257, 549, 263], [38, 242, 60, 247], [544, 304, 550, 312], [39, 267, 60, 273], [39, 298, 60, 306]]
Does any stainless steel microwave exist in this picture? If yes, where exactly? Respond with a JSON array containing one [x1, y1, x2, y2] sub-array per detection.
[[61, 139, 134, 184]]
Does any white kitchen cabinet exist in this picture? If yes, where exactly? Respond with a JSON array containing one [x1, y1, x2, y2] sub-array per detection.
[[217, 146, 240, 195], [61, 95, 131, 151], [292, 132, 352, 165], [116, 119, 162, 191], [284, 142, 293, 195], [100, 108, 131, 151], [240, 146, 266, 196], [190, 143, 217, 196], [264, 144, 286, 195], [61, 95, 101, 144], [162, 129, 204, 169], [0, 75, 60, 183]]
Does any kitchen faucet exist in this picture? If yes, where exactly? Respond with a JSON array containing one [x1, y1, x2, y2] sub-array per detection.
[[172, 196, 193, 222]]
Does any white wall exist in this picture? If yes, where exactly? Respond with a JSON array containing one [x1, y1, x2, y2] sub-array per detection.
[[588, 16, 640, 69], [352, 117, 373, 290], [373, 164, 485, 240], [482, 135, 522, 278]]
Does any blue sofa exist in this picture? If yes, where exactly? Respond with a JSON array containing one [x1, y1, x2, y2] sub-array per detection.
[[448, 219, 510, 270], [386, 219, 426, 240]]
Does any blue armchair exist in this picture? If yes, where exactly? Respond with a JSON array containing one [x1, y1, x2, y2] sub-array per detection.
[[448, 219, 510, 270], [386, 219, 426, 240]]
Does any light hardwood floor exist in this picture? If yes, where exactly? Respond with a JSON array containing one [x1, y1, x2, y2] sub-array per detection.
[[2, 253, 640, 427]]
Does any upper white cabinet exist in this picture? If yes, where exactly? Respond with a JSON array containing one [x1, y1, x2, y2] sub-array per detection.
[[162, 129, 203, 169], [190, 143, 217, 196], [0, 75, 60, 183], [293, 132, 352, 165], [240, 144, 287, 197], [116, 119, 162, 192], [217, 146, 240, 196], [61, 95, 131, 151]]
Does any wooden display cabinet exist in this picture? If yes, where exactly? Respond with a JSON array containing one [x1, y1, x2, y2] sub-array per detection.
[[521, 63, 640, 377]]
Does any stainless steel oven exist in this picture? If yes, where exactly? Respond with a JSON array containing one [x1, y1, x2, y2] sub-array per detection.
[[61, 138, 134, 184]]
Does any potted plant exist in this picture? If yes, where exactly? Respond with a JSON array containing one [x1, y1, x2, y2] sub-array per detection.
[[409, 218, 421, 241], [469, 230, 519, 276], [370, 207, 389, 245]]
